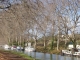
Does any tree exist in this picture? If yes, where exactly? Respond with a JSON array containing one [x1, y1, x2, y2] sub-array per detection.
[[0, 0, 11, 9], [64, 0, 80, 48]]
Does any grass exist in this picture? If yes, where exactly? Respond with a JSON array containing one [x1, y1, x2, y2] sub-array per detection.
[[9, 51, 40, 60], [36, 46, 66, 55], [11, 51, 40, 60], [0, 49, 39, 60], [10, 51, 34, 60]]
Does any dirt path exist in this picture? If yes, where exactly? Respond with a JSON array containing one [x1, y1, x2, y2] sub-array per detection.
[[0, 51, 27, 60]]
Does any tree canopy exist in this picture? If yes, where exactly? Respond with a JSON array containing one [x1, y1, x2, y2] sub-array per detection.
[[0, 0, 80, 47]]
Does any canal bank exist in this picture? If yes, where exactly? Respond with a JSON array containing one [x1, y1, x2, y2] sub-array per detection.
[[0, 50, 36, 60], [1, 49, 80, 60], [35, 47, 62, 54], [0, 50, 27, 60]]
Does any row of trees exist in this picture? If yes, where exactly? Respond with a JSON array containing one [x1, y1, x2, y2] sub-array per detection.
[[0, 0, 80, 50]]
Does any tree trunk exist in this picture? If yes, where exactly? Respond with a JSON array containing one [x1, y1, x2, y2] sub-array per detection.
[[44, 35, 46, 49], [34, 39, 37, 49], [57, 31, 60, 51]]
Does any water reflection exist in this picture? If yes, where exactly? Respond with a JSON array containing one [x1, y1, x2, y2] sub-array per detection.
[[50, 54, 52, 60], [24, 51, 80, 60], [71, 56, 74, 60], [34, 52, 36, 58], [42, 53, 46, 60]]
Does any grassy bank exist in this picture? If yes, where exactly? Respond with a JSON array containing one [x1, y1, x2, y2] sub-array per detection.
[[0, 49, 38, 60], [36, 46, 65, 55], [9, 51, 34, 60]]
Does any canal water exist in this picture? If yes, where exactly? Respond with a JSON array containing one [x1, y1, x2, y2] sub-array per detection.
[[24, 51, 80, 60]]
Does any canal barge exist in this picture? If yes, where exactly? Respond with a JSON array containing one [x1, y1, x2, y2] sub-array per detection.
[[61, 49, 80, 57]]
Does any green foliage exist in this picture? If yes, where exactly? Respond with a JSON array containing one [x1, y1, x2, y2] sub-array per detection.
[[12, 40, 18, 46], [8, 40, 26, 47], [59, 41, 65, 47], [50, 36, 56, 50], [8, 41, 12, 46], [0, 50, 35, 60], [50, 38, 54, 50], [68, 37, 77, 49], [11, 51, 33, 59], [21, 41, 26, 47]]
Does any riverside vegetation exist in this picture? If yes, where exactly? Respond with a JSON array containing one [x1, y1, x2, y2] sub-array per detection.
[[0, 49, 38, 60]]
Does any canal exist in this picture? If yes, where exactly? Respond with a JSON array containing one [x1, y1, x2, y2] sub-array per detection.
[[24, 51, 80, 60]]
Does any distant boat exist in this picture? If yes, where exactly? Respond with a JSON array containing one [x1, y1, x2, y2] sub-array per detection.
[[61, 49, 80, 57], [11, 45, 17, 50], [25, 46, 35, 52], [4, 44, 10, 50]]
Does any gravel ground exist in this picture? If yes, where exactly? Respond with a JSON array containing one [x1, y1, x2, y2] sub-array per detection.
[[0, 51, 28, 60]]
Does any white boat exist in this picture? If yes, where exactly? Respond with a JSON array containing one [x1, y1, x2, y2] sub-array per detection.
[[10, 45, 17, 50], [61, 49, 80, 57], [25, 46, 35, 52], [61, 50, 72, 55], [16, 46, 24, 51], [4, 44, 10, 50], [73, 52, 80, 56]]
